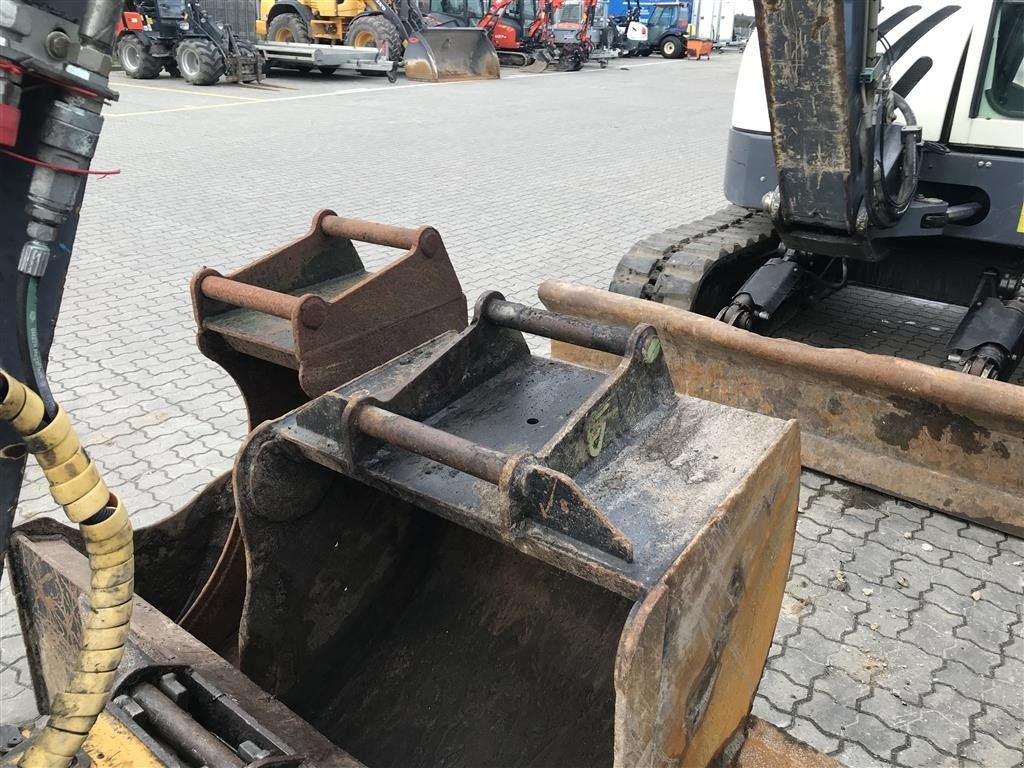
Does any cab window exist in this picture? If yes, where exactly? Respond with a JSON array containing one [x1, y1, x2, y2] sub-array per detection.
[[976, 0, 1024, 119]]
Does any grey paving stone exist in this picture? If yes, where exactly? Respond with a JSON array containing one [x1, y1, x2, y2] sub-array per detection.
[[837, 741, 896, 768], [973, 705, 1024, 751], [893, 737, 957, 768], [751, 694, 795, 731], [787, 715, 842, 755], [959, 732, 1024, 768], [796, 688, 860, 740], [813, 668, 871, 710], [839, 710, 909, 762]]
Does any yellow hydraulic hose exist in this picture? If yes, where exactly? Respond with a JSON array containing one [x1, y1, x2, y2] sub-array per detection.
[[0, 371, 133, 768]]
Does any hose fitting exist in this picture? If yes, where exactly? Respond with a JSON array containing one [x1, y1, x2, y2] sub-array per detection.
[[0, 371, 134, 768]]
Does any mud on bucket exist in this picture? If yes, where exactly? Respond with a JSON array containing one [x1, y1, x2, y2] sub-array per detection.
[[230, 293, 801, 766], [403, 28, 501, 82]]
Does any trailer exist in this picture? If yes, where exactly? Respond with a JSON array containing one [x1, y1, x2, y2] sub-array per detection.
[[256, 40, 399, 80]]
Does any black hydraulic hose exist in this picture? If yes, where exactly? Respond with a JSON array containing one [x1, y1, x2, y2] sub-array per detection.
[[885, 91, 920, 215], [26, 277, 57, 421], [866, 87, 920, 228], [14, 274, 38, 398]]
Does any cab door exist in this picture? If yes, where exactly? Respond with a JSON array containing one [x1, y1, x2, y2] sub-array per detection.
[[947, 0, 1024, 150]]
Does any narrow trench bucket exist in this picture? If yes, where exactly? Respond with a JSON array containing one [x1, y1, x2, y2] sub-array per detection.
[[403, 28, 501, 82], [229, 293, 802, 767], [128, 212, 469, 653]]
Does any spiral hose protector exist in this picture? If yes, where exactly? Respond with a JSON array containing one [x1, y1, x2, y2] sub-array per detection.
[[0, 371, 133, 768]]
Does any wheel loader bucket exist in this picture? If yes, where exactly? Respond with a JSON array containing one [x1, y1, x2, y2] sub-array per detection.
[[228, 293, 802, 766], [402, 28, 500, 82], [540, 281, 1024, 538]]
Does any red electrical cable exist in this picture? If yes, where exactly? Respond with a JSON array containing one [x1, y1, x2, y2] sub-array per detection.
[[0, 148, 120, 177]]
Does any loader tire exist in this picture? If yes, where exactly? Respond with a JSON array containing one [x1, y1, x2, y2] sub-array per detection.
[[267, 12, 312, 44], [609, 205, 779, 316], [344, 15, 404, 61], [660, 35, 683, 59], [177, 39, 226, 85], [118, 34, 163, 79]]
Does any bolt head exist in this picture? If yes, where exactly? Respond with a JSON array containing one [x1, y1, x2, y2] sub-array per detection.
[[45, 30, 71, 60]]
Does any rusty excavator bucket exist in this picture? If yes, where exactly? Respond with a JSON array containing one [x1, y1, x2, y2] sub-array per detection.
[[220, 293, 801, 766], [7, 209, 811, 764], [10, 288, 807, 766], [403, 27, 501, 82], [540, 281, 1024, 538], [112, 212, 469, 655]]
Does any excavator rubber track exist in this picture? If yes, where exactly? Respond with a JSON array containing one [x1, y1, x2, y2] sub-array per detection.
[[609, 205, 779, 312]]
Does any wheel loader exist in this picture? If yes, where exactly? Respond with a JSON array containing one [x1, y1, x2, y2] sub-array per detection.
[[546, 0, 1024, 533], [2, 1, 816, 767], [116, 0, 261, 85], [256, 0, 500, 81]]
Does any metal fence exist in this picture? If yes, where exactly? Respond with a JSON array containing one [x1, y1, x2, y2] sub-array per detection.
[[201, 0, 260, 41]]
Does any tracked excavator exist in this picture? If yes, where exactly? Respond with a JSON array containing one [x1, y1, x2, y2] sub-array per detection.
[[2, 0, 809, 766], [545, 0, 1024, 535], [611, 0, 1024, 381]]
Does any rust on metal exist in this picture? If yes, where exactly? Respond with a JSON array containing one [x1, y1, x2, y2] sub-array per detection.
[[199, 275, 303, 320], [180, 211, 468, 653], [736, 717, 843, 768], [482, 296, 633, 356], [355, 403, 508, 484], [191, 210, 468, 418], [319, 215, 419, 250], [7, 533, 361, 766], [129, 683, 246, 768], [225, 294, 800, 766], [540, 280, 1024, 536]]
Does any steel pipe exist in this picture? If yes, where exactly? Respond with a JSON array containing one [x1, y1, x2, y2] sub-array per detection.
[[200, 276, 299, 319], [131, 683, 245, 768], [321, 216, 418, 250], [356, 405, 508, 484], [484, 298, 632, 356]]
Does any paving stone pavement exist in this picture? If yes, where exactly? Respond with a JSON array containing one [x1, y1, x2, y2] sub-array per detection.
[[2, 57, 1022, 766]]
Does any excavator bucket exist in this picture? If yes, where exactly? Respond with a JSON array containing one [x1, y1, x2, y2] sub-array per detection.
[[10, 286, 804, 765], [221, 294, 801, 766], [521, 49, 553, 72], [402, 27, 501, 82], [115, 212, 469, 655], [540, 281, 1024, 538]]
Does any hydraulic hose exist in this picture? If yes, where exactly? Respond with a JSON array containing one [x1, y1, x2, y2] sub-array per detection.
[[25, 277, 57, 422], [0, 371, 133, 768], [14, 275, 39, 401]]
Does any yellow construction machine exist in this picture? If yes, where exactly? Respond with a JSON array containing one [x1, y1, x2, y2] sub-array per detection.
[[255, 0, 500, 81]]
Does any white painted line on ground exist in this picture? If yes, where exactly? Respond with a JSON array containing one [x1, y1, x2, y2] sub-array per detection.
[[108, 62, 672, 118], [115, 82, 265, 101]]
